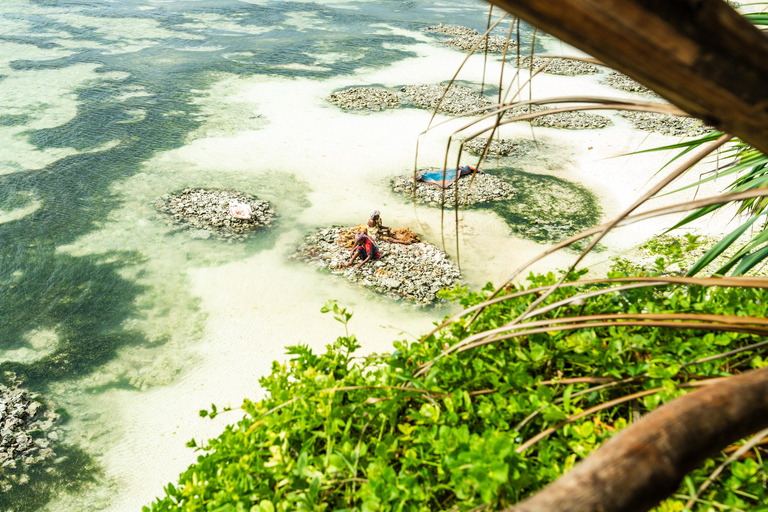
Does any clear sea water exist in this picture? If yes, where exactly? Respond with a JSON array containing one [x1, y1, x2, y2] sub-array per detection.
[[0, 1, 550, 510]]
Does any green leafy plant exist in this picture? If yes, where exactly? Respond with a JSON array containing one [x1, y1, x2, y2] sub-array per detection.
[[146, 273, 768, 512]]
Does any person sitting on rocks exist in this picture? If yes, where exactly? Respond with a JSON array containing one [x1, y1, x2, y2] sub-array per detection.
[[369, 209, 408, 245], [344, 231, 381, 269]]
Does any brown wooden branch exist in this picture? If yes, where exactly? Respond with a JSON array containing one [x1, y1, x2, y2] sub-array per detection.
[[484, 0, 768, 155], [503, 366, 768, 512]]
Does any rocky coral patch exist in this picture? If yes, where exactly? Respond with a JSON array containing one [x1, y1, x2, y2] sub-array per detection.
[[328, 87, 400, 110], [461, 138, 536, 157], [155, 188, 275, 241], [443, 34, 514, 52], [605, 72, 660, 97], [618, 111, 713, 137], [425, 23, 514, 52], [515, 56, 599, 76], [390, 170, 515, 206], [507, 104, 611, 129], [0, 383, 60, 491], [400, 84, 492, 115], [425, 24, 478, 37], [292, 227, 460, 304]]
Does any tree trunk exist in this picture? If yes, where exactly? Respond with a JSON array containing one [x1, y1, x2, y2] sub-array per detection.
[[503, 366, 768, 512], [485, 0, 768, 155]]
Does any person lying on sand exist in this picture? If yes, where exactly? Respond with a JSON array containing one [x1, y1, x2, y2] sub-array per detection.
[[343, 231, 381, 269], [369, 209, 408, 245]]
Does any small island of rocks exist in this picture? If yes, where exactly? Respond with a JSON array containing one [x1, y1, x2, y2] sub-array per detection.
[[400, 84, 493, 115], [426, 24, 515, 53], [606, 71, 660, 96], [618, 111, 713, 137], [515, 56, 600, 76], [391, 169, 516, 206], [604, 72, 713, 136], [461, 138, 537, 157], [155, 188, 275, 241], [507, 104, 611, 130], [329, 87, 400, 111], [292, 227, 460, 304]]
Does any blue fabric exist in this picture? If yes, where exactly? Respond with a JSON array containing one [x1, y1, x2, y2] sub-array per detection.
[[416, 166, 480, 188]]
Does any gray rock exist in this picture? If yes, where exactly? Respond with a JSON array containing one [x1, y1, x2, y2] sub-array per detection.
[[26, 402, 39, 418]]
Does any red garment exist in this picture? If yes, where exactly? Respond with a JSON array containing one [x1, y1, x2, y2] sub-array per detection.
[[355, 237, 380, 260]]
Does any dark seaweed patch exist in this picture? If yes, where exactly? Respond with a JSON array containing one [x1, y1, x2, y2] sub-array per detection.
[[488, 167, 601, 246]]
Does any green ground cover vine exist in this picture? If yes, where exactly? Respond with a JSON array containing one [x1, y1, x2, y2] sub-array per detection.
[[146, 266, 768, 512]]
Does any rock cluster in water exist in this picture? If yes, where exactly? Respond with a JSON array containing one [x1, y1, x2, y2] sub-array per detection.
[[156, 188, 275, 241], [618, 111, 713, 137], [328, 87, 400, 110], [461, 138, 536, 157], [443, 34, 514, 52], [426, 24, 515, 52], [330, 85, 619, 133], [507, 104, 611, 129], [400, 84, 492, 115], [293, 227, 461, 304], [515, 56, 599, 76], [390, 171, 515, 206], [426, 24, 479, 37], [0, 384, 60, 491], [605, 72, 659, 97]]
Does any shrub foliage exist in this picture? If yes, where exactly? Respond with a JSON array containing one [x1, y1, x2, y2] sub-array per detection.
[[146, 269, 768, 512]]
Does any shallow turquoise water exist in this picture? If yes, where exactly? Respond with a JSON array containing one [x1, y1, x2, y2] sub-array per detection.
[[0, 0, 497, 388]]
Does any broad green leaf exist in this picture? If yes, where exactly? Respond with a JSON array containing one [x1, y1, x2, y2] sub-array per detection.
[[715, 225, 768, 274], [686, 213, 763, 276], [562, 384, 573, 414], [732, 244, 768, 276]]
